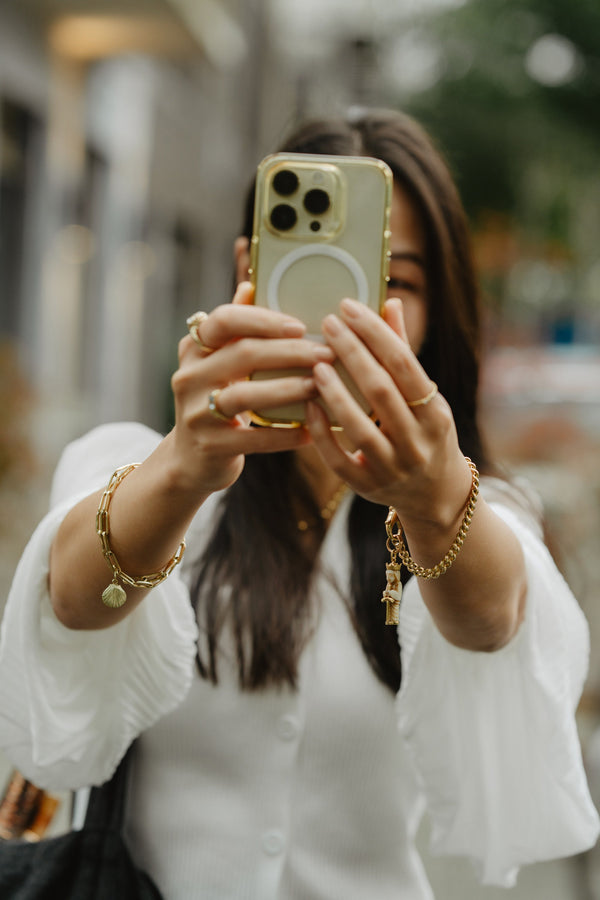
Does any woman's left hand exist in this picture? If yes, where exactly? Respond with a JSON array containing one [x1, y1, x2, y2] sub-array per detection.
[[305, 297, 473, 533], [307, 296, 527, 651]]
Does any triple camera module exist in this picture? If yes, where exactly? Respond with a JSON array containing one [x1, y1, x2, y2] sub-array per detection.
[[270, 168, 331, 233]]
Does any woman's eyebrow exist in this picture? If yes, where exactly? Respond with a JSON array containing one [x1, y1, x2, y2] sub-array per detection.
[[390, 250, 426, 268]]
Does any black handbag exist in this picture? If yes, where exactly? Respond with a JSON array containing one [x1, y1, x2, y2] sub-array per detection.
[[0, 749, 164, 899]]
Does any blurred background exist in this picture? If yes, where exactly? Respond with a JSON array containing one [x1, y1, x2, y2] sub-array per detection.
[[0, 0, 599, 895]]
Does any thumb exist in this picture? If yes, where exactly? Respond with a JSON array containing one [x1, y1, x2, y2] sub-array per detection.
[[232, 280, 255, 306], [383, 298, 409, 343]]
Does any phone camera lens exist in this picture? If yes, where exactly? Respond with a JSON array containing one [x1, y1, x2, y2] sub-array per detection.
[[304, 188, 330, 215], [270, 204, 297, 231], [310, 221, 321, 232], [273, 169, 299, 196]]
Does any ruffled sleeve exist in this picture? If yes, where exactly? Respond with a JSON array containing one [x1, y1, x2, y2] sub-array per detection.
[[0, 423, 199, 791], [396, 490, 600, 887]]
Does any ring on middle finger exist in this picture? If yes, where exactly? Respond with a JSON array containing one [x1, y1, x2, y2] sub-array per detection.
[[406, 381, 438, 408], [208, 389, 234, 423]]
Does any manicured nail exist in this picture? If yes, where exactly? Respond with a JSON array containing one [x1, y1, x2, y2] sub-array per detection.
[[281, 320, 306, 337], [313, 344, 335, 361], [323, 314, 343, 336], [236, 280, 254, 297], [340, 298, 363, 317]]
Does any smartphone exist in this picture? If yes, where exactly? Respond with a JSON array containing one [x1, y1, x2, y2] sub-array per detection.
[[248, 152, 393, 427]]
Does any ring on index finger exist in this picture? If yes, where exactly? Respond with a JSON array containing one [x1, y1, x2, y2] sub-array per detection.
[[406, 382, 438, 409], [186, 311, 215, 354]]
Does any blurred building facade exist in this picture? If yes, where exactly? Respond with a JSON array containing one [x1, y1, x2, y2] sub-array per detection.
[[0, 0, 414, 452], [1, 0, 285, 447]]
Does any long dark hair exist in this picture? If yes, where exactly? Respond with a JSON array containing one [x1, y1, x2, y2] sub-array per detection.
[[191, 109, 490, 693]]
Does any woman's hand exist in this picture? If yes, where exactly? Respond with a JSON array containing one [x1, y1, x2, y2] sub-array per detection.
[[49, 281, 334, 630], [168, 281, 334, 497], [306, 296, 526, 651], [305, 296, 472, 533]]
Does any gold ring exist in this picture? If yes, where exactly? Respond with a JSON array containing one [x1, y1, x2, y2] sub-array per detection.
[[208, 389, 233, 422], [186, 311, 215, 354], [406, 382, 438, 408]]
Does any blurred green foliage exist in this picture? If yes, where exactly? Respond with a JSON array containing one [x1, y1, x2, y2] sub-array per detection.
[[381, 0, 600, 340], [397, 0, 600, 236]]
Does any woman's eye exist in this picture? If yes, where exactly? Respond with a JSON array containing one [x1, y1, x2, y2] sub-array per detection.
[[387, 278, 418, 293]]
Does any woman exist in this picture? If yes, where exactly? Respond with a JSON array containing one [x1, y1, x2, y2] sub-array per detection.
[[0, 109, 597, 899]]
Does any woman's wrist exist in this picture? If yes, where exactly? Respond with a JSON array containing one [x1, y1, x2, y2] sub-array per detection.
[[104, 438, 211, 578], [153, 429, 217, 503], [97, 464, 186, 609], [388, 455, 474, 538], [389, 458, 479, 570]]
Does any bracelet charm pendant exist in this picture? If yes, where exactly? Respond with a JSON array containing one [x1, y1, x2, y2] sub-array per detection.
[[382, 562, 402, 625], [381, 457, 479, 625], [102, 578, 127, 609]]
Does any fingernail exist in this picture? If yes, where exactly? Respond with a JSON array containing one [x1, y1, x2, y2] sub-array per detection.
[[314, 344, 335, 361], [340, 298, 363, 317], [281, 320, 306, 337], [314, 362, 333, 384], [323, 314, 342, 336]]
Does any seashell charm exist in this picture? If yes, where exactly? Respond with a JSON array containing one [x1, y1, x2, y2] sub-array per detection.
[[102, 581, 127, 609]]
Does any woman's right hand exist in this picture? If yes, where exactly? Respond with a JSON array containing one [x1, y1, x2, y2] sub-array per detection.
[[49, 281, 332, 629], [168, 281, 333, 496]]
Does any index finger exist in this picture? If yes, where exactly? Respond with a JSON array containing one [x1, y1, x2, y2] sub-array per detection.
[[201, 283, 307, 348], [336, 299, 432, 405]]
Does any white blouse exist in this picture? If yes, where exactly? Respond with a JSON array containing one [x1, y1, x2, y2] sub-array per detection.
[[0, 423, 597, 900]]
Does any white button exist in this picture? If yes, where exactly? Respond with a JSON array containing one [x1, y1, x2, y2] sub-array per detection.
[[276, 714, 299, 742], [262, 829, 285, 856]]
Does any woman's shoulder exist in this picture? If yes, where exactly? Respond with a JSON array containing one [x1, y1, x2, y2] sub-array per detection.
[[60, 421, 163, 457], [50, 421, 164, 506]]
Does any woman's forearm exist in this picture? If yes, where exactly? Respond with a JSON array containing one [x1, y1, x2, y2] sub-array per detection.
[[49, 432, 209, 630], [401, 499, 527, 651]]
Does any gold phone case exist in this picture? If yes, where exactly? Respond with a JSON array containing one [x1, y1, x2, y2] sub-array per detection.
[[249, 152, 393, 427]]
